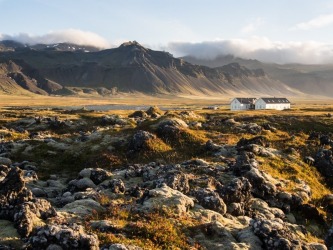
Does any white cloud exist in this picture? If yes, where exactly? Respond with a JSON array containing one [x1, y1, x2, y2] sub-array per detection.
[[292, 14, 333, 30], [0, 29, 111, 48], [167, 37, 333, 64], [241, 18, 263, 34]]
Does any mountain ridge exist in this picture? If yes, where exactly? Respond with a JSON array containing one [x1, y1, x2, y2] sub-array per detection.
[[0, 40, 303, 97], [183, 55, 333, 98]]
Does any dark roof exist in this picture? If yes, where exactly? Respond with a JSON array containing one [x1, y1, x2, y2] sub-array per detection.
[[260, 97, 290, 104], [234, 98, 257, 104]]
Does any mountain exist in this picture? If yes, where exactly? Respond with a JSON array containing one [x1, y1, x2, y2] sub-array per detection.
[[0, 40, 301, 97], [183, 55, 333, 98], [0, 40, 100, 52]]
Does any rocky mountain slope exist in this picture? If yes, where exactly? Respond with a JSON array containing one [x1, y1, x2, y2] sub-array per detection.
[[0, 41, 300, 97], [183, 55, 333, 98]]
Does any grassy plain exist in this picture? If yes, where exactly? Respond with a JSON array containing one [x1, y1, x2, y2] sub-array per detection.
[[1, 93, 332, 109]]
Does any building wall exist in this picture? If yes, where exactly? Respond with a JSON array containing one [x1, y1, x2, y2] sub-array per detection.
[[255, 99, 290, 110], [255, 99, 266, 110], [232, 98, 290, 110], [230, 99, 250, 110]]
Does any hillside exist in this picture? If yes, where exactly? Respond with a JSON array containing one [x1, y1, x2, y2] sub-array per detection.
[[0, 41, 301, 97], [183, 55, 333, 98]]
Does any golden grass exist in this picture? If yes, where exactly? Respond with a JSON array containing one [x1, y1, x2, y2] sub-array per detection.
[[86, 205, 200, 250], [258, 156, 331, 200]]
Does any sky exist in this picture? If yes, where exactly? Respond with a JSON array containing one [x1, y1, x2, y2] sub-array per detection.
[[1, 0, 333, 64]]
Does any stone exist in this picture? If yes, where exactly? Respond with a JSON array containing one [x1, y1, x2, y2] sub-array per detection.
[[0, 167, 56, 237], [191, 188, 227, 215], [0, 157, 11, 166], [190, 221, 250, 250], [140, 184, 194, 215], [31, 187, 47, 198], [68, 178, 96, 191], [162, 171, 190, 194], [251, 218, 308, 249], [146, 106, 163, 117], [244, 168, 277, 199], [128, 130, 156, 151], [90, 168, 112, 184], [62, 199, 105, 216], [27, 224, 99, 250], [249, 198, 285, 220], [237, 227, 263, 250], [101, 179, 125, 194], [237, 136, 269, 148], [206, 140, 222, 151], [218, 177, 252, 204], [79, 168, 112, 185], [315, 149, 333, 178], [90, 220, 122, 233]]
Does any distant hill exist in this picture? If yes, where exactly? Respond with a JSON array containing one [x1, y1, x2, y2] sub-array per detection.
[[183, 55, 333, 98], [0, 40, 302, 97]]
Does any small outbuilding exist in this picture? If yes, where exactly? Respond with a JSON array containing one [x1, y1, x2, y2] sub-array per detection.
[[230, 98, 257, 111], [255, 97, 290, 110]]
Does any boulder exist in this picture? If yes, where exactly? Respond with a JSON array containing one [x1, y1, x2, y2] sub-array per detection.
[[237, 136, 269, 148], [146, 106, 163, 118], [262, 123, 276, 132], [244, 168, 277, 200], [251, 218, 309, 249], [157, 118, 188, 129], [0, 157, 12, 166], [315, 149, 333, 178], [237, 227, 263, 250], [156, 118, 188, 141], [27, 224, 99, 250], [90, 220, 122, 233], [101, 115, 128, 126], [62, 199, 105, 216], [161, 171, 190, 194], [67, 178, 96, 192], [103, 243, 143, 250], [79, 168, 112, 185], [191, 188, 227, 215], [238, 123, 262, 135], [128, 130, 156, 152], [139, 184, 194, 215], [205, 140, 222, 151], [190, 221, 252, 249], [101, 179, 125, 194], [0, 168, 56, 237], [218, 177, 252, 216], [320, 135, 332, 146], [249, 198, 285, 220], [218, 177, 252, 204]]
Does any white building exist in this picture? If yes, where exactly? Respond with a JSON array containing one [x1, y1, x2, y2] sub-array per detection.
[[255, 97, 290, 110], [230, 98, 257, 111]]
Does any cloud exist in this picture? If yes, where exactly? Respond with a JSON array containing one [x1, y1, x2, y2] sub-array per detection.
[[0, 29, 111, 48], [292, 14, 333, 30], [241, 18, 263, 34], [167, 37, 333, 64]]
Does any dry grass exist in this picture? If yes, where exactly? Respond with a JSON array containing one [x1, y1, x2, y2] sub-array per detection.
[[86, 204, 201, 250]]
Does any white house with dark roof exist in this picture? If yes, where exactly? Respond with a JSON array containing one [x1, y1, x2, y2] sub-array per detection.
[[230, 98, 257, 111], [255, 97, 290, 110]]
